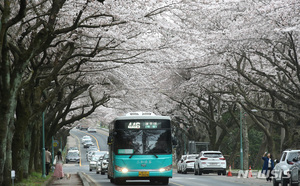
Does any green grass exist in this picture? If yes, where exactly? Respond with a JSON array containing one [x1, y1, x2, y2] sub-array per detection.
[[16, 172, 52, 186]]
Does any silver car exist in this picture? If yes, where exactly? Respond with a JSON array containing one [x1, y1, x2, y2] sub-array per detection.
[[96, 153, 109, 174]]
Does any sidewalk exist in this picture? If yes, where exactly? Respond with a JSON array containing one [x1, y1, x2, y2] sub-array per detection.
[[47, 135, 84, 186], [50, 174, 82, 186]]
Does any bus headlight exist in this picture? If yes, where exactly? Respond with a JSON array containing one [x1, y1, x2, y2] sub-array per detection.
[[115, 165, 128, 173], [160, 165, 172, 172]]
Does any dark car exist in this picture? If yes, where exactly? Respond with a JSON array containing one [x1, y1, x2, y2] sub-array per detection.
[[289, 155, 300, 186], [66, 152, 80, 164]]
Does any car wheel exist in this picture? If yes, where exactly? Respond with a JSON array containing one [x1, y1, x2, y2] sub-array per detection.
[[218, 172, 221, 175], [101, 171, 105, 175], [89, 169, 92, 171], [222, 169, 226, 175], [272, 178, 279, 186], [281, 176, 288, 186], [96, 171, 99, 174], [194, 167, 198, 175], [199, 168, 202, 175]]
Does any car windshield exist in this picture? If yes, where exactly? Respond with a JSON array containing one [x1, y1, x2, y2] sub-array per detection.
[[103, 153, 109, 159], [83, 136, 91, 139], [114, 129, 172, 155], [67, 152, 78, 157], [91, 156, 99, 161], [203, 153, 222, 158]]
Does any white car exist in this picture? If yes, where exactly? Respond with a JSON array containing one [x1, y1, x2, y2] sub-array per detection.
[[273, 150, 300, 186], [181, 154, 198, 174], [194, 151, 226, 175], [177, 155, 187, 173], [89, 156, 101, 171], [88, 127, 97, 133], [86, 150, 98, 161], [81, 135, 92, 144]]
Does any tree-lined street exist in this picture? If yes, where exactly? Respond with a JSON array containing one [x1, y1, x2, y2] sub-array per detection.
[[1, 0, 299, 185]]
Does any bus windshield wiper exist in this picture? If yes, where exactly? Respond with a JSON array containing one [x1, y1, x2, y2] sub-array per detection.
[[151, 153, 158, 158], [129, 151, 138, 158]]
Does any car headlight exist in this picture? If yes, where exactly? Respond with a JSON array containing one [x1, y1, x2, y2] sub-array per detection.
[[159, 165, 172, 172], [115, 165, 128, 173]]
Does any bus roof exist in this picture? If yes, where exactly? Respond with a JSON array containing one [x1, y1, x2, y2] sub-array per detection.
[[115, 115, 171, 121]]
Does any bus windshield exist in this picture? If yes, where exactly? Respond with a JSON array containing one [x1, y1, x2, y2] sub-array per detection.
[[114, 129, 172, 155]]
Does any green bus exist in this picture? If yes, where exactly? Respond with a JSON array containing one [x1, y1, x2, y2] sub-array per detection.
[[107, 112, 173, 185]]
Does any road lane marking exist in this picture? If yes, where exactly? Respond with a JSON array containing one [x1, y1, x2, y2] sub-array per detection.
[[70, 133, 82, 166], [170, 181, 184, 186], [80, 131, 101, 151]]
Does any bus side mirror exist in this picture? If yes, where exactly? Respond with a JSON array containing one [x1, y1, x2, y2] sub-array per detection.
[[107, 136, 112, 145], [172, 138, 177, 146]]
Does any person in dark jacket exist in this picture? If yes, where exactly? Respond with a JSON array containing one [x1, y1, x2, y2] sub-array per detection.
[[262, 152, 275, 182]]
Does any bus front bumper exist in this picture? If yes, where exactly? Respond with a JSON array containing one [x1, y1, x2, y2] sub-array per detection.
[[114, 170, 173, 179]]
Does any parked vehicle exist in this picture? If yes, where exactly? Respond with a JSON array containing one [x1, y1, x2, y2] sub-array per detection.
[[181, 154, 198, 174], [289, 155, 300, 186], [177, 155, 187, 173], [96, 152, 109, 174], [194, 151, 226, 176], [273, 150, 300, 186], [81, 135, 92, 144], [88, 127, 97, 133], [66, 152, 80, 164]]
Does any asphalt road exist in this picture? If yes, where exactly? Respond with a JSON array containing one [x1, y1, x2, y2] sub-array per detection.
[[64, 128, 273, 186]]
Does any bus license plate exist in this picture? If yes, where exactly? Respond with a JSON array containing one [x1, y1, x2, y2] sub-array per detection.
[[139, 171, 149, 177]]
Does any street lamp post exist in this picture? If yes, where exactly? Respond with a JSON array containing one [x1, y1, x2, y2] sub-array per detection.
[[42, 112, 46, 178], [239, 106, 243, 171]]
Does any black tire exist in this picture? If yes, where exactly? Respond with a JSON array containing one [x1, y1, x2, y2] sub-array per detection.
[[101, 171, 105, 175], [198, 168, 202, 175], [96, 171, 99, 174], [161, 178, 169, 185], [89, 169, 92, 171], [218, 172, 221, 175], [194, 167, 198, 175], [222, 170, 226, 176], [272, 178, 279, 186], [281, 177, 288, 186]]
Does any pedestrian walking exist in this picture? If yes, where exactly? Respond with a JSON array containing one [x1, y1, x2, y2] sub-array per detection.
[[53, 151, 64, 179], [262, 152, 274, 182], [45, 148, 51, 175]]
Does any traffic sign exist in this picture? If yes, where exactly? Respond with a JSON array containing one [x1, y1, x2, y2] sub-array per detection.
[[53, 140, 59, 147]]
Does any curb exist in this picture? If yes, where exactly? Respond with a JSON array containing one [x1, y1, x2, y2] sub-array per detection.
[[78, 172, 90, 186], [42, 176, 56, 186]]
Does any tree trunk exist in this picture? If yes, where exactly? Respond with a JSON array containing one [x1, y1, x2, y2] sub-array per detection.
[[243, 120, 249, 170]]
